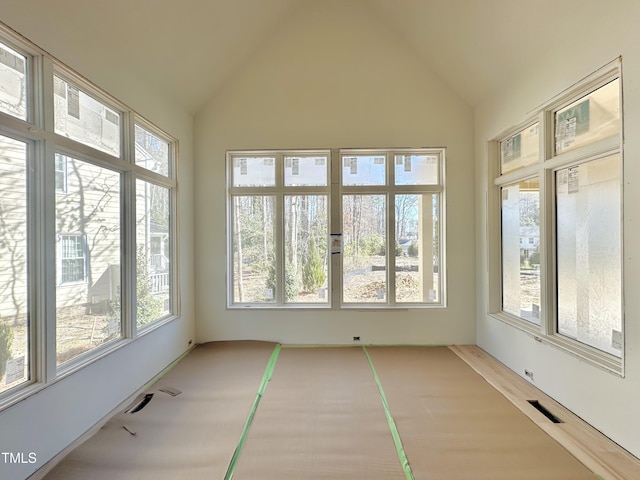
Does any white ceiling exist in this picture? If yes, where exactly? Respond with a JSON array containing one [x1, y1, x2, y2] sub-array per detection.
[[0, 0, 621, 114]]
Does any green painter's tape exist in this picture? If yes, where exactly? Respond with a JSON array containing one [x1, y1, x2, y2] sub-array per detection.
[[363, 346, 415, 480], [224, 344, 282, 480]]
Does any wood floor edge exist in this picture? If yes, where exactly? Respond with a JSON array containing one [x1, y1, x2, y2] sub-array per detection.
[[449, 345, 640, 480]]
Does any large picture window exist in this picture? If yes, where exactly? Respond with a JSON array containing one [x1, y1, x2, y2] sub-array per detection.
[[490, 60, 623, 372], [226, 149, 446, 309]]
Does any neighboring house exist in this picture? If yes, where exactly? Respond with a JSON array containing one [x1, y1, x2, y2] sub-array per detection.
[[519, 226, 540, 263]]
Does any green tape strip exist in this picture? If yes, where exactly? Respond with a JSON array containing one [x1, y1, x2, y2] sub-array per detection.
[[363, 346, 415, 480], [224, 344, 282, 480]]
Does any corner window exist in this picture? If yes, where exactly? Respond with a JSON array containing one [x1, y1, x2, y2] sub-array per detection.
[[490, 60, 623, 372]]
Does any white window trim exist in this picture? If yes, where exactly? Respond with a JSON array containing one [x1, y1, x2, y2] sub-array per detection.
[[488, 58, 624, 375], [0, 23, 180, 409], [226, 148, 447, 310]]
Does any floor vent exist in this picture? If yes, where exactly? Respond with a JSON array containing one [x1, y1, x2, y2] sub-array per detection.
[[528, 400, 563, 423], [129, 393, 154, 413]]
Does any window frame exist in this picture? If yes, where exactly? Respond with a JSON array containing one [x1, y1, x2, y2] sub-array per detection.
[[226, 148, 447, 310], [226, 149, 332, 309], [0, 23, 180, 409], [339, 148, 446, 309], [58, 233, 88, 285], [488, 58, 624, 375]]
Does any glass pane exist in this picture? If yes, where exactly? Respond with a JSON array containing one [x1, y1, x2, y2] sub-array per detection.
[[284, 195, 329, 303], [56, 156, 121, 366], [501, 178, 540, 324], [556, 155, 621, 356], [0, 136, 29, 393], [284, 155, 328, 186], [555, 79, 620, 155], [232, 195, 276, 303], [342, 155, 386, 186], [500, 123, 539, 174], [0, 42, 27, 120], [136, 180, 171, 327], [54, 75, 121, 157], [232, 157, 276, 187], [135, 124, 170, 176], [342, 194, 386, 303], [395, 194, 440, 303], [394, 154, 438, 185]]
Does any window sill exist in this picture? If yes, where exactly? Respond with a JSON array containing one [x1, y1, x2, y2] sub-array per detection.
[[489, 312, 623, 377]]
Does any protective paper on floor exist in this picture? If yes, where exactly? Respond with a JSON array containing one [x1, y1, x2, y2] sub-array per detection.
[[44, 341, 277, 480], [231, 347, 407, 479], [365, 346, 596, 480]]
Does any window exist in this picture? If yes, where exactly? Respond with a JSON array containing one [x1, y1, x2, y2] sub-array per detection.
[[134, 122, 175, 328], [0, 134, 29, 395], [59, 234, 87, 284], [490, 60, 622, 372], [0, 27, 178, 406], [54, 74, 121, 157], [54, 153, 67, 193], [56, 156, 122, 366], [226, 149, 446, 309], [228, 151, 330, 307], [0, 40, 27, 120], [341, 150, 445, 307]]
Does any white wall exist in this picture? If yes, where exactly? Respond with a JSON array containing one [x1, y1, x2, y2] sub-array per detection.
[[474, 1, 640, 457], [0, 16, 196, 480], [194, 0, 476, 346]]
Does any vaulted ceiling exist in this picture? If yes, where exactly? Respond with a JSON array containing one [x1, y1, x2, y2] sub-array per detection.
[[0, 0, 621, 114]]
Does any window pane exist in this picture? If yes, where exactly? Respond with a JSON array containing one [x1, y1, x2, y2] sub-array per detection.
[[555, 79, 620, 155], [232, 157, 276, 187], [54, 76, 121, 157], [232, 195, 276, 303], [0, 136, 29, 393], [556, 155, 621, 356], [342, 155, 386, 186], [135, 124, 170, 176], [284, 195, 329, 303], [56, 156, 121, 366], [395, 194, 440, 303], [501, 178, 540, 324], [136, 180, 171, 326], [0, 42, 27, 120], [394, 155, 438, 185], [343, 195, 386, 303], [500, 123, 539, 174], [284, 155, 328, 186]]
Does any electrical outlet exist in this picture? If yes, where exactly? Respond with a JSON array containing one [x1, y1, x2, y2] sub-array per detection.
[[353, 336, 361, 342], [524, 369, 534, 380]]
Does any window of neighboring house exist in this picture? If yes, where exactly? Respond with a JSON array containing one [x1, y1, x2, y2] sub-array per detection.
[[490, 60, 623, 373], [55, 153, 67, 193], [59, 234, 87, 284], [55, 155, 122, 367]]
